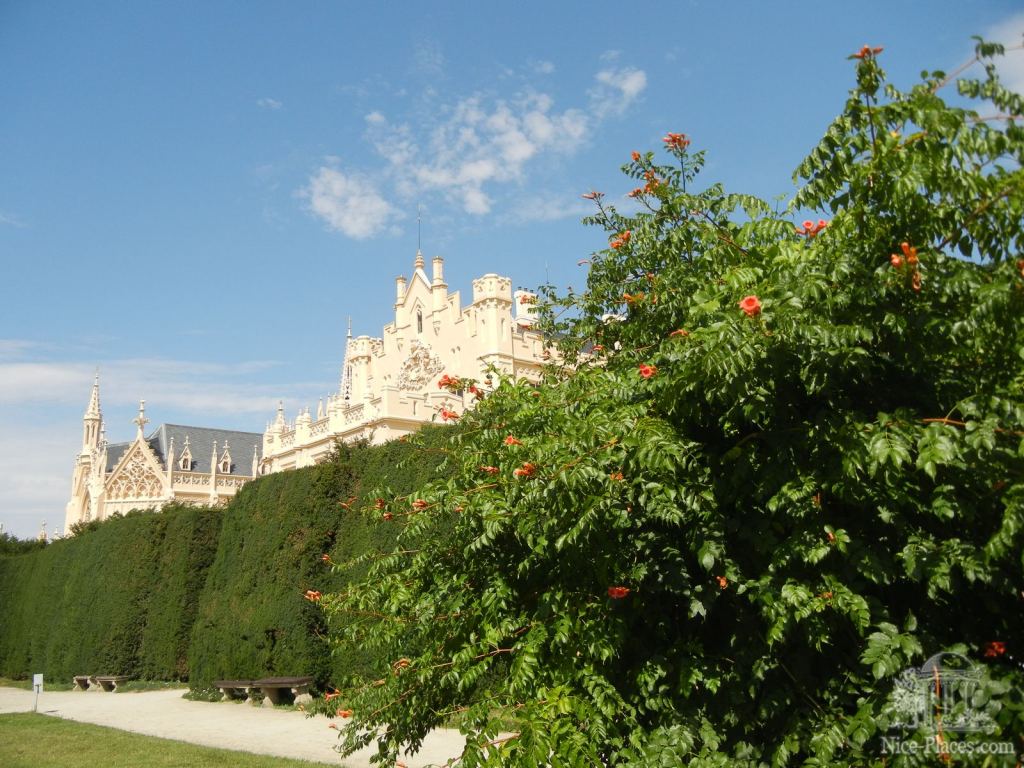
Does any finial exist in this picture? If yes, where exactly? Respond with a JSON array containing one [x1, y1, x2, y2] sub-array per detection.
[[347, 316, 352, 339], [415, 248, 425, 270], [132, 399, 149, 438]]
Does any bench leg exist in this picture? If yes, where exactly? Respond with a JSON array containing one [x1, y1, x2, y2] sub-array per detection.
[[292, 686, 312, 706]]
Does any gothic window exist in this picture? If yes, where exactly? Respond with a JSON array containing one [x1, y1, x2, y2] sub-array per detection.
[[417, 309, 423, 334], [220, 458, 231, 473]]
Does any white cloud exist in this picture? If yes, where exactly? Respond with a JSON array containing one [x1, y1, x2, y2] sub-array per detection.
[[302, 165, 399, 238], [985, 12, 1024, 94], [0, 339, 38, 360], [367, 92, 590, 215], [590, 67, 648, 118], [0, 425, 75, 539], [0, 359, 290, 415], [0, 210, 28, 228], [530, 59, 556, 75], [256, 97, 283, 110], [305, 60, 645, 234]]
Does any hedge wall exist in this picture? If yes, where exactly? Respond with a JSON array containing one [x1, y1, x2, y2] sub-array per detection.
[[0, 504, 221, 681], [187, 429, 450, 689], [0, 430, 451, 688]]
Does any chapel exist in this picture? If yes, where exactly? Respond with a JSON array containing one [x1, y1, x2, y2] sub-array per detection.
[[63, 377, 262, 531]]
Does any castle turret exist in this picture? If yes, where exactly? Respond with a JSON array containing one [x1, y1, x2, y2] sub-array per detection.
[[431, 255, 448, 315]]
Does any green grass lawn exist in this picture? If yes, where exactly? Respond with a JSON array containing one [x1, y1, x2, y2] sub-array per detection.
[[0, 713, 335, 767]]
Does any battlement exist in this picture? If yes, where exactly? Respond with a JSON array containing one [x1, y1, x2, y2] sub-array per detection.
[[471, 274, 512, 304]]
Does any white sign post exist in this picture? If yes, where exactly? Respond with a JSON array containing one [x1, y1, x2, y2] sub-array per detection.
[[32, 673, 43, 713]]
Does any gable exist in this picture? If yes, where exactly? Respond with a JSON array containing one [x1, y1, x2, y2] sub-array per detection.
[[104, 438, 168, 501]]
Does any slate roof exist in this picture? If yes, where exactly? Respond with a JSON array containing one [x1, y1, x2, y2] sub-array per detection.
[[104, 424, 263, 476]]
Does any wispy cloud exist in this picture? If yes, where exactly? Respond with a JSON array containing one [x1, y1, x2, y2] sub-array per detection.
[[256, 97, 283, 110], [590, 66, 648, 118], [502, 192, 592, 225], [304, 60, 647, 236], [366, 92, 589, 215], [0, 210, 28, 228], [985, 12, 1024, 94], [0, 345, 339, 538], [529, 59, 556, 75], [301, 162, 401, 239], [412, 39, 445, 77], [0, 425, 75, 538], [0, 357, 301, 416], [0, 339, 38, 360]]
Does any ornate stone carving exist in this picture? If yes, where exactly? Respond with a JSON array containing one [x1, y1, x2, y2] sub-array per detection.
[[106, 447, 164, 501], [397, 341, 444, 392]]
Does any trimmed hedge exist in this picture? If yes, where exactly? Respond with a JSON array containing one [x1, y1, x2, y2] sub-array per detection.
[[0, 429, 451, 688], [187, 429, 450, 689], [0, 505, 221, 681]]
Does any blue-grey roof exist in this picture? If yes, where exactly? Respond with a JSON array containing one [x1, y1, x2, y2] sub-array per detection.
[[105, 442, 130, 472], [104, 424, 263, 476], [150, 424, 263, 476]]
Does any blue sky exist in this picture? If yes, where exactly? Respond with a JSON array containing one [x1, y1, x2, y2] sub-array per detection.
[[1, 1, 1022, 538]]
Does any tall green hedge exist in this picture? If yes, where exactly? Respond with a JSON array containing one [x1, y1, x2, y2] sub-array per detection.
[[0, 504, 221, 681], [187, 429, 450, 689], [0, 430, 451, 687]]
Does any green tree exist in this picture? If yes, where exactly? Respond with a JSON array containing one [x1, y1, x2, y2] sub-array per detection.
[[323, 41, 1024, 766]]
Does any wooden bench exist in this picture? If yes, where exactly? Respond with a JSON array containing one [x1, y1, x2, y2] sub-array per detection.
[[252, 676, 313, 708], [72, 675, 92, 691], [213, 679, 256, 702], [92, 675, 130, 692]]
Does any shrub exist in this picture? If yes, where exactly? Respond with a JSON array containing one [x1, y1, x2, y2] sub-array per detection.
[[324, 42, 1024, 766]]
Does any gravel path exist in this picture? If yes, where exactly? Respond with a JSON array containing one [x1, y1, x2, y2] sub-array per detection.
[[0, 686, 466, 766]]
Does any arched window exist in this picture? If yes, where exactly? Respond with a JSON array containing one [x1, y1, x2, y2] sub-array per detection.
[[416, 309, 423, 334]]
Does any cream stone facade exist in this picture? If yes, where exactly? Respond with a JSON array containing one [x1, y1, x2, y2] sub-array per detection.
[[64, 376, 262, 532], [63, 251, 547, 531], [260, 251, 546, 472]]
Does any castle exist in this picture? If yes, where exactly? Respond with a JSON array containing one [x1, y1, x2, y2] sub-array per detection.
[[64, 251, 545, 533]]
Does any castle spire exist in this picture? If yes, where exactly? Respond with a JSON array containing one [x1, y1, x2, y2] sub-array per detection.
[[85, 370, 101, 418], [81, 371, 103, 452], [414, 249, 425, 271]]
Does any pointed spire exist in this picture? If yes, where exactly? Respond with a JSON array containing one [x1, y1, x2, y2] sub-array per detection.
[[132, 399, 149, 439], [347, 316, 352, 340], [85, 370, 101, 418], [82, 371, 104, 452], [414, 249, 425, 270]]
